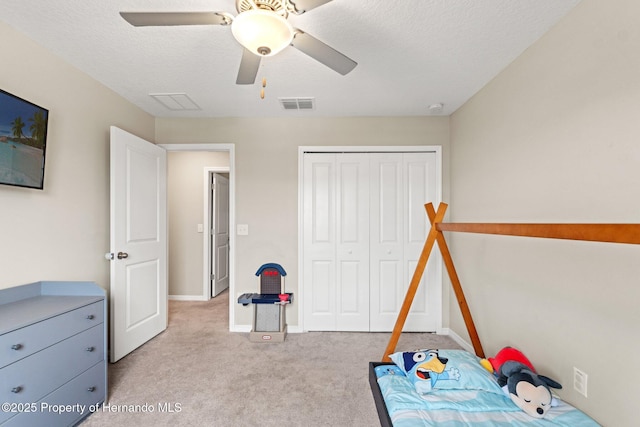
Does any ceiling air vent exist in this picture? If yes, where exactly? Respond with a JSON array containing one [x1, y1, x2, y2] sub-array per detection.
[[279, 97, 315, 111], [150, 93, 201, 111]]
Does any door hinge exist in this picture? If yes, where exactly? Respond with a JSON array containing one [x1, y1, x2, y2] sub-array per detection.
[[210, 274, 215, 281]]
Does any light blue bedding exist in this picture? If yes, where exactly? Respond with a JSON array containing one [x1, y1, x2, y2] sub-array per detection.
[[376, 362, 600, 427]]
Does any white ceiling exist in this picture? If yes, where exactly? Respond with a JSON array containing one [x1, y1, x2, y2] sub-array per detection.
[[0, 0, 581, 118]]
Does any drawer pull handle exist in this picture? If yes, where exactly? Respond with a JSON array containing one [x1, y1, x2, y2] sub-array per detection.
[[86, 314, 95, 320], [87, 386, 96, 392], [11, 386, 22, 394], [85, 346, 95, 352], [11, 344, 23, 350]]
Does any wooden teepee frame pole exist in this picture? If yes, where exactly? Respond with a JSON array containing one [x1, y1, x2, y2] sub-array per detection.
[[382, 202, 485, 361]]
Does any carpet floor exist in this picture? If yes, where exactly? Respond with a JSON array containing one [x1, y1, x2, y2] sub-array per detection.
[[81, 290, 462, 426]]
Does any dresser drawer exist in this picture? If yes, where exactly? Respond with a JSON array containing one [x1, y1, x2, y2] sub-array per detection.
[[0, 325, 104, 422], [1, 361, 106, 427], [0, 301, 103, 368]]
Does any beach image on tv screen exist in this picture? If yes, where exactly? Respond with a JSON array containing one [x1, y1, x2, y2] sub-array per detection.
[[0, 90, 48, 189]]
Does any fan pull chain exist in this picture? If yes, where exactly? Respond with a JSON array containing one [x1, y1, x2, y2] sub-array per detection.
[[260, 77, 266, 99]]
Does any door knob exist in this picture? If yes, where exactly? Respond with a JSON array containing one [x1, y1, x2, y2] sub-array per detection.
[[117, 252, 129, 259]]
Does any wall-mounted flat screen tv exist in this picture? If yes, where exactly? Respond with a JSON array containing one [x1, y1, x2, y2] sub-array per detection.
[[0, 89, 49, 190]]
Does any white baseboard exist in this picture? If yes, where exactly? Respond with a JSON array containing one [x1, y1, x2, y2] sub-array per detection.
[[232, 325, 464, 338], [231, 324, 303, 333], [441, 328, 474, 353], [168, 294, 208, 301]]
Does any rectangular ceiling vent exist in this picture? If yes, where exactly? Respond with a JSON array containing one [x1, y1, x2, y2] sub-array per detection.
[[279, 97, 315, 111], [150, 93, 201, 111]]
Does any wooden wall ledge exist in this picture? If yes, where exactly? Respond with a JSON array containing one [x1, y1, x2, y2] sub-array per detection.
[[437, 223, 640, 245]]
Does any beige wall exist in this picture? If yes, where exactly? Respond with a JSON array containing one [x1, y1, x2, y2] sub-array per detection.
[[449, 0, 639, 425], [0, 22, 154, 291], [156, 117, 450, 327], [167, 151, 229, 296]]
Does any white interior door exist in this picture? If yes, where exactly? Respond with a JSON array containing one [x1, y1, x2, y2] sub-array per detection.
[[212, 173, 230, 297], [369, 152, 440, 331], [109, 126, 167, 363]]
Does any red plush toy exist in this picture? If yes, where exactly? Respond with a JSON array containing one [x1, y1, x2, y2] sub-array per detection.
[[487, 346, 536, 374]]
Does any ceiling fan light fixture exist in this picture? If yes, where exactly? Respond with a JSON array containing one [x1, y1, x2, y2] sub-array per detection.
[[231, 9, 294, 57]]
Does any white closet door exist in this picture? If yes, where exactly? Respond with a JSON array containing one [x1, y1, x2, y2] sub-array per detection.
[[369, 152, 440, 332], [303, 153, 370, 331], [303, 151, 440, 332], [303, 154, 336, 331], [336, 154, 369, 330]]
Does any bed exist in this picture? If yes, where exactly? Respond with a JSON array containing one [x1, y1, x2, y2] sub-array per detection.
[[369, 356, 599, 427], [369, 202, 639, 426]]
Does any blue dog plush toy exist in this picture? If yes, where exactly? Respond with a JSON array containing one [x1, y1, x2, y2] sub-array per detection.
[[498, 361, 562, 419], [389, 349, 460, 394]]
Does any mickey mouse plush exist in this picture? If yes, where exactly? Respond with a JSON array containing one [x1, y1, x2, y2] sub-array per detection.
[[500, 361, 562, 418], [484, 347, 562, 419]]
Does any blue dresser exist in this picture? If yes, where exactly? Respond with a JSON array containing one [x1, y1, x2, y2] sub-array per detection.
[[0, 281, 106, 426]]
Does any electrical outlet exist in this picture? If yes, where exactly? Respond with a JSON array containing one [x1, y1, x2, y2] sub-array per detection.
[[573, 367, 588, 397]]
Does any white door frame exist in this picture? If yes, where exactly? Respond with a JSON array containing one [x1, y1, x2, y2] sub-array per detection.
[[298, 146, 444, 333], [205, 168, 230, 298], [160, 144, 237, 331]]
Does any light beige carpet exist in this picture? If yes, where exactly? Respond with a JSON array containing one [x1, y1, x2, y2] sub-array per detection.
[[81, 291, 462, 426]]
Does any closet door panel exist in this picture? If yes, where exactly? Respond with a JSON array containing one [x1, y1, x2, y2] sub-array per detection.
[[406, 158, 431, 243], [369, 154, 405, 331], [310, 161, 333, 244], [336, 154, 369, 331], [310, 260, 333, 312], [378, 260, 400, 313], [303, 154, 337, 330], [402, 153, 441, 331]]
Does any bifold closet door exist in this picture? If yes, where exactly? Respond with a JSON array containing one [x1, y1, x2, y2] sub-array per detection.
[[369, 153, 440, 332], [303, 151, 440, 332], [303, 153, 370, 331]]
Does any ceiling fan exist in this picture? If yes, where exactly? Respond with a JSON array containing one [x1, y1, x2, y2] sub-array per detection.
[[120, 0, 357, 85]]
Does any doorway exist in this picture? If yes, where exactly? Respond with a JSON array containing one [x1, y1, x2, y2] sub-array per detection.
[[161, 144, 236, 330]]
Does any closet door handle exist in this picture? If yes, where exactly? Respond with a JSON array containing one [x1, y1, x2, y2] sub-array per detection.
[[86, 346, 95, 352], [87, 386, 96, 392], [86, 314, 95, 320], [11, 386, 22, 394], [11, 344, 22, 350]]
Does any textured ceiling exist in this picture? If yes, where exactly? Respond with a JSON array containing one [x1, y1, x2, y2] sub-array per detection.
[[0, 0, 581, 118]]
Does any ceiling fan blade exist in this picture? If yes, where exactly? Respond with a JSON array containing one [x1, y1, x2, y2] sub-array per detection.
[[236, 48, 261, 85], [289, 0, 334, 13], [291, 31, 357, 75], [120, 12, 232, 27]]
